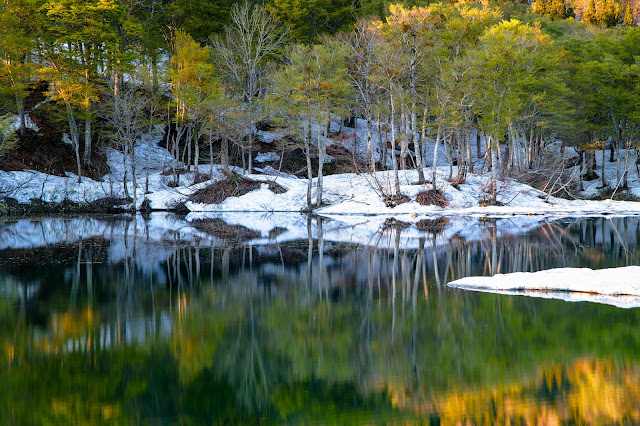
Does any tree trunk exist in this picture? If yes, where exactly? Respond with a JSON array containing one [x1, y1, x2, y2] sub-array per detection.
[[17, 97, 26, 140], [305, 121, 313, 209], [83, 110, 92, 165], [444, 130, 453, 181], [145, 137, 150, 194], [222, 136, 229, 172], [432, 125, 442, 192], [66, 104, 82, 184], [317, 118, 325, 207], [247, 101, 254, 174], [123, 144, 130, 199], [366, 117, 374, 171], [489, 136, 497, 204], [194, 129, 200, 183], [130, 142, 137, 211], [623, 140, 629, 188], [579, 151, 584, 191], [416, 108, 426, 184], [602, 143, 607, 188], [377, 114, 386, 170], [465, 128, 473, 174], [399, 109, 407, 170], [390, 91, 400, 196]]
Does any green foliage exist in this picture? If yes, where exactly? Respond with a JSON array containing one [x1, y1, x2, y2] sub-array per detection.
[[267, 0, 356, 43], [166, 0, 236, 44], [470, 19, 561, 140]]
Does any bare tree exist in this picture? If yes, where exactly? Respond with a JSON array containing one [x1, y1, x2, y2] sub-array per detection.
[[342, 19, 381, 172], [101, 82, 153, 211], [211, 1, 287, 174]]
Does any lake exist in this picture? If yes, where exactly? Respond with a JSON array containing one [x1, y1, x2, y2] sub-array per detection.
[[1, 213, 640, 424]]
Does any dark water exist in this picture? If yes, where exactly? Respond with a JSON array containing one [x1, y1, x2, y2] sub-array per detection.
[[1, 214, 640, 424]]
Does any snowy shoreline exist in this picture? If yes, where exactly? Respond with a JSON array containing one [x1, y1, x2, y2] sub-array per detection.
[[448, 267, 640, 309], [3, 128, 640, 218]]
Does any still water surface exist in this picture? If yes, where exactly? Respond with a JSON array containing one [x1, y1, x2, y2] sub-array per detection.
[[1, 214, 640, 424]]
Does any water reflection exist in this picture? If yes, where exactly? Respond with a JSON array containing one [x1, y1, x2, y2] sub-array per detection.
[[0, 214, 640, 423]]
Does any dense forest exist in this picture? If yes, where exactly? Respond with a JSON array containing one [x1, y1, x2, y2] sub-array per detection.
[[1, 0, 640, 207]]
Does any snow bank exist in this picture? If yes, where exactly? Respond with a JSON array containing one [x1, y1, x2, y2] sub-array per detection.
[[3, 127, 640, 217], [448, 266, 640, 308]]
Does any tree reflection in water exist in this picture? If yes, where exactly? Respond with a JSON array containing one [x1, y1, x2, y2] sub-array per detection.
[[1, 215, 640, 423]]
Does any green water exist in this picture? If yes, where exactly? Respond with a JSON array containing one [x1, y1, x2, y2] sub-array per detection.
[[1, 215, 640, 424]]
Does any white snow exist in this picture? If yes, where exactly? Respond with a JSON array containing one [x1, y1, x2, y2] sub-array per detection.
[[448, 267, 640, 309], [255, 152, 280, 163], [10, 113, 39, 132], [2, 123, 640, 219]]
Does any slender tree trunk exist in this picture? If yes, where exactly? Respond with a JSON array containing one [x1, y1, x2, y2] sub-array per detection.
[[377, 114, 386, 169], [490, 137, 497, 204], [66, 104, 83, 184], [248, 100, 254, 174], [305, 121, 313, 208], [17, 97, 26, 140], [465, 128, 473, 174], [399, 109, 407, 170], [390, 91, 400, 196], [194, 130, 200, 182], [602, 142, 607, 188], [616, 137, 621, 186], [317, 118, 325, 207], [432, 125, 442, 192], [579, 151, 585, 191], [186, 125, 192, 172], [222, 136, 229, 172], [131, 142, 137, 211], [623, 140, 629, 188], [145, 137, 151, 194], [366, 117, 374, 171], [123, 144, 130, 199], [416, 108, 426, 183], [209, 126, 214, 177], [444, 130, 453, 181], [83, 107, 92, 165]]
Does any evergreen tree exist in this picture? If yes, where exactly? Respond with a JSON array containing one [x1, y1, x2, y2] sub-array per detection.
[[267, 0, 355, 43]]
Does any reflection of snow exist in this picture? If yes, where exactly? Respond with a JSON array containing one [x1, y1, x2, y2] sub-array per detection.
[[448, 266, 640, 309]]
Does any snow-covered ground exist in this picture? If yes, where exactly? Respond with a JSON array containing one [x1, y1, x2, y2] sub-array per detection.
[[2, 120, 640, 218], [448, 267, 640, 309]]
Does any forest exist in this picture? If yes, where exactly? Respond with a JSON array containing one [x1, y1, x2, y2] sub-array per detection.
[[1, 0, 640, 208]]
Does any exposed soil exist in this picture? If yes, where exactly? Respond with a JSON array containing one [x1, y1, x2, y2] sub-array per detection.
[[190, 172, 286, 205], [2, 82, 109, 180], [384, 193, 410, 208], [2, 130, 109, 180], [449, 176, 467, 190], [416, 189, 449, 208]]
